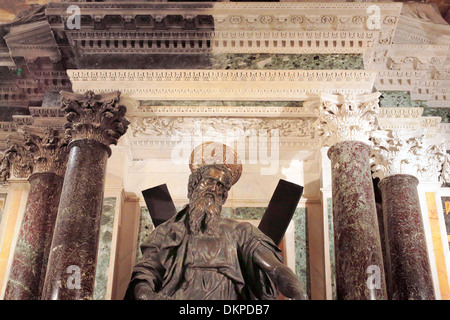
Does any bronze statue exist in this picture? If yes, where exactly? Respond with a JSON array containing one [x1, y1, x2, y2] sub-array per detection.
[[125, 163, 308, 300]]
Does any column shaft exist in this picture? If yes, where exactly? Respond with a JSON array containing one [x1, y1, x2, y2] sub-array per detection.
[[328, 140, 387, 300], [41, 139, 109, 300], [4, 173, 63, 300], [379, 174, 435, 300]]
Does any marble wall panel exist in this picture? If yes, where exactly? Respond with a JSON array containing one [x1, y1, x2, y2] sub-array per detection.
[[379, 91, 412, 107], [327, 197, 337, 300], [93, 197, 117, 300], [209, 53, 364, 70]]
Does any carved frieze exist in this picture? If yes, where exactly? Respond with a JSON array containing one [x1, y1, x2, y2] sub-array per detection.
[[60, 91, 130, 147], [129, 116, 316, 139]]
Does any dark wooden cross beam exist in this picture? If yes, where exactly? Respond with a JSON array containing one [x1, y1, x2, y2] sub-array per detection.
[[141, 179, 303, 244], [257, 179, 303, 246], [141, 184, 177, 228]]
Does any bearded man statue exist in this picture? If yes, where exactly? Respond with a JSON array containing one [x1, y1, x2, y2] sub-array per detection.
[[125, 164, 308, 300]]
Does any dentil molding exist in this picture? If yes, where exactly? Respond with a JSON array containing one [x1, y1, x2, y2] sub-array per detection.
[[67, 69, 377, 101]]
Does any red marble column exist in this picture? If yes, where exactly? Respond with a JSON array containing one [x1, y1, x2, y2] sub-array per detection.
[[41, 91, 128, 300], [4, 173, 63, 299], [328, 141, 387, 300], [41, 139, 109, 300], [3, 129, 68, 300], [379, 174, 435, 300]]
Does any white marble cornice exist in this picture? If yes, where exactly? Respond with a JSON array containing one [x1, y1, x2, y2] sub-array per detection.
[[46, 2, 403, 18], [67, 69, 377, 101], [376, 107, 441, 139], [47, 2, 401, 55]]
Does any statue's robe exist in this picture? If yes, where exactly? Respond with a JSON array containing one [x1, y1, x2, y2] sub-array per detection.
[[125, 206, 283, 300]]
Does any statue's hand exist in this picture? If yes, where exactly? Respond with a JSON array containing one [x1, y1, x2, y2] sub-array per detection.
[[134, 282, 173, 300], [134, 282, 158, 300]]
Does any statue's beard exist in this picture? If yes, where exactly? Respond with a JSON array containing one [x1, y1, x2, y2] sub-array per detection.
[[188, 191, 222, 236]]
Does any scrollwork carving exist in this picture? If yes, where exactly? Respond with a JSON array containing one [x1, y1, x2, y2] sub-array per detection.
[[129, 117, 316, 139]]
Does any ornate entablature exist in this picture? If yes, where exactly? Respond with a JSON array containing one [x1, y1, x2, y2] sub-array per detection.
[[374, 9, 450, 108], [45, 2, 401, 56], [4, 19, 61, 62]]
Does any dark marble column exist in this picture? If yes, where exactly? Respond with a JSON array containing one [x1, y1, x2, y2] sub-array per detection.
[[3, 129, 68, 300], [379, 174, 435, 300], [328, 141, 387, 300], [4, 173, 63, 299], [41, 91, 128, 300]]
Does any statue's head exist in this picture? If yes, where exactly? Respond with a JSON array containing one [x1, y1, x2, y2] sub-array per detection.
[[187, 164, 232, 235], [188, 164, 232, 204]]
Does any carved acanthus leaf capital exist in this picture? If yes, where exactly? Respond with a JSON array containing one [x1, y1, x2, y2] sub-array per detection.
[[315, 92, 380, 146], [370, 129, 446, 182], [0, 128, 70, 180], [60, 91, 130, 147]]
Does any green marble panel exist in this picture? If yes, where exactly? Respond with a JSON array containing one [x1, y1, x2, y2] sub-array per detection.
[[136, 206, 155, 263], [327, 197, 337, 300], [379, 91, 412, 107], [231, 207, 265, 220], [422, 106, 450, 123], [210, 53, 364, 70], [93, 197, 117, 300], [139, 100, 303, 107], [293, 207, 310, 297]]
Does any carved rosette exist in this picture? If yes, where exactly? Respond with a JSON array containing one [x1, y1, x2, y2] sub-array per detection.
[[315, 92, 380, 146], [370, 129, 447, 182], [0, 128, 69, 182], [60, 91, 130, 148]]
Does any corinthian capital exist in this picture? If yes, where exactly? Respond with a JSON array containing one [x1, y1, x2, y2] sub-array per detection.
[[60, 91, 130, 147], [0, 128, 69, 181], [370, 129, 446, 183], [315, 92, 380, 146]]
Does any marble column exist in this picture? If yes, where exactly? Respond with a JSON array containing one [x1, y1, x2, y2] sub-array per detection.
[[371, 130, 437, 299], [3, 128, 68, 300], [41, 91, 129, 300], [317, 93, 387, 300]]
